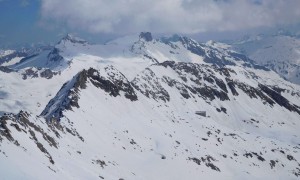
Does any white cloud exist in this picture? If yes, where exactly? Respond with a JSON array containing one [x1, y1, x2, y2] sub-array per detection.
[[40, 0, 300, 34]]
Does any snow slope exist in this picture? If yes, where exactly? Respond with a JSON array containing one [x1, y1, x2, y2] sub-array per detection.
[[0, 32, 300, 179]]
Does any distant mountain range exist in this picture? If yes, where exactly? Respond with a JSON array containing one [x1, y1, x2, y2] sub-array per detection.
[[232, 33, 300, 85]]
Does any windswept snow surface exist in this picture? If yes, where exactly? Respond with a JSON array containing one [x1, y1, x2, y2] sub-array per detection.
[[0, 33, 300, 180]]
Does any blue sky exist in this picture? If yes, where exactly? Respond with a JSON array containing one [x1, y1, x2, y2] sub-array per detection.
[[0, 0, 58, 46], [1, 0, 300, 47]]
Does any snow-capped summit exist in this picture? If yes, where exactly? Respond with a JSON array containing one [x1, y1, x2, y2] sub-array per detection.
[[58, 33, 88, 45]]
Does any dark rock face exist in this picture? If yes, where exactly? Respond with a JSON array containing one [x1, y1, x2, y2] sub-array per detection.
[[0, 111, 57, 164], [225, 78, 239, 96], [270, 160, 276, 169], [22, 68, 59, 80], [132, 68, 170, 102], [40, 71, 88, 121], [243, 152, 265, 162], [22, 68, 39, 79], [218, 68, 232, 77], [134, 61, 280, 103], [40, 69, 55, 79], [259, 84, 300, 114], [74, 69, 88, 90], [155, 62, 230, 101], [235, 82, 275, 105], [139, 32, 153, 42], [215, 78, 228, 93], [47, 48, 64, 63], [0, 66, 15, 73], [41, 67, 138, 121], [59, 34, 88, 44], [188, 155, 221, 172], [93, 159, 107, 169], [143, 54, 159, 63], [180, 37, 206, 57], [132, 61, 300, 115], [194, 86, 229, 101], [87, 67, 138, 101]]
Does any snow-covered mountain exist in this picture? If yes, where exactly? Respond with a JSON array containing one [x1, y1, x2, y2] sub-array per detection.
[[0, 49, 28, 66], [232, 33, 300, 85], [0, 32, 300, 179], [0, 44, 53, 67]]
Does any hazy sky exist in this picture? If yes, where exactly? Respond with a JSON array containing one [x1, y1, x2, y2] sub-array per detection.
[[1, 0, 300, 46]]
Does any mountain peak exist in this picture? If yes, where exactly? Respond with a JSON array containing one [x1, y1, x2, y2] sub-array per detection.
[[139, 32, 153, 42], [59, 33, 88, 44], [159, 34, 200, 47]]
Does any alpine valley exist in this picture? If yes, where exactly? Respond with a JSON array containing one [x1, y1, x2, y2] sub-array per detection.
[[0, 32, 300, 180]]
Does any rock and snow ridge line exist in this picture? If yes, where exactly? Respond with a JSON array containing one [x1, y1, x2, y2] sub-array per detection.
[[2, 32, 269, 71], [41, 60, 300, 122]]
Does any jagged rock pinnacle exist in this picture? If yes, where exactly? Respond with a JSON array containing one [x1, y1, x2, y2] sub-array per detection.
[[139, 32, 153, 42]]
